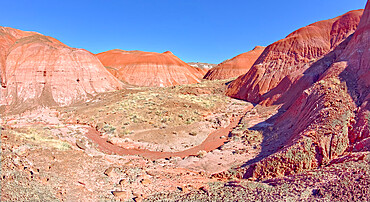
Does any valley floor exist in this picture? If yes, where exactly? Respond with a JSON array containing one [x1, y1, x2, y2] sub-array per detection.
[[1, 79, 369, 201]]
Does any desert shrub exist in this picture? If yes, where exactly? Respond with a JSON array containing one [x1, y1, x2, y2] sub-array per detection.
[[103, 124, 116, 134]]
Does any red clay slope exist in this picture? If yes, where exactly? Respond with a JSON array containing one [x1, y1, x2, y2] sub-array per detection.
[[96, 50, 205, 87], [203, 46, 265, 80], [338, 0, 370, 150], [216, 4, 369, 181], [226, 9, 363, 105], [0, 27, 123, 108]]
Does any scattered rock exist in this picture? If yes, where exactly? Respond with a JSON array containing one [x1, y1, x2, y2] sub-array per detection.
[[104, 167, 117, 177], [133, 196, 143, 202], [112, 191, 130, 201], [189, 131, 197, 136], [177, 185, 189, 193], [132, 191, 146, 201], [197, 150, 207, 158], [140, 178, 152, 185], [76, 140, 87, 150], [119, 179, 127, 186]]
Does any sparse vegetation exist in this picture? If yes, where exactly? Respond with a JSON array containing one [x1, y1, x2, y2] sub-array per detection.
[[60, 79, 233, 139], [11, 128, 72, 151], [102, 124, 116, 134]]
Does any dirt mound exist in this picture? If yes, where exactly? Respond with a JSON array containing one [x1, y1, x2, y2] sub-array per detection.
[[204, 46, 265, 80], [0, 27, 122, 110], [226, 10, 363, 105], [96, 49, 205, 87]]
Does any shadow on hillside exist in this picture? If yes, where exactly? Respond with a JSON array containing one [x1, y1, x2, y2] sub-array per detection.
[[237, 35, 356, 171]]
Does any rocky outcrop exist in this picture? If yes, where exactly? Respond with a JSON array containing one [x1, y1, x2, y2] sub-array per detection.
[[203, 46, 265, 80], [0, 27, 122, 109], [96, 50, 205, 87], [226, 10, 363, 105]]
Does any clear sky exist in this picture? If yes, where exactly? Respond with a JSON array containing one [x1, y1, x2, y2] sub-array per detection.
[[1, 0, 367, 64]]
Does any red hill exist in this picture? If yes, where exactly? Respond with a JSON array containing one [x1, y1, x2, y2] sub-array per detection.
[[204, 46, 265, 80], [0, 27, 122, 108], [96, 49, 205, 87], [226, 9, 363, 105]]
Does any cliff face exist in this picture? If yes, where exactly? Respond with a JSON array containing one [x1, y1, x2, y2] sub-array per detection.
[[203, 46, 265, 80], [96, 50, 205, 87], [226, 10, 363, 105], [0, 27, 122, 108]]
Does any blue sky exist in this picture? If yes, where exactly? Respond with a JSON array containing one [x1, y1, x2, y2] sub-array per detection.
[[1, 0, 367, 64]]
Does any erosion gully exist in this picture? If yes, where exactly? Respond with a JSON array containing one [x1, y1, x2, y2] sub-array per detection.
[[85, 105, 253, 160]]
